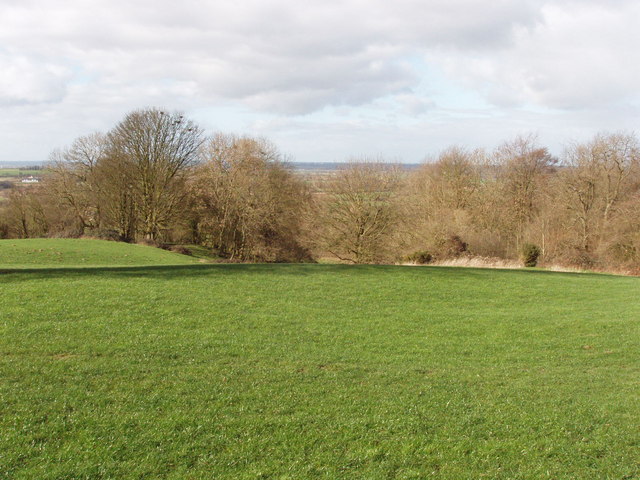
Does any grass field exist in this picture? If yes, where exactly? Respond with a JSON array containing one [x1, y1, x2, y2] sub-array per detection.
[[1, 240, 639, 478], [0, 168, 43, 177], [0, 238, 199, 268]]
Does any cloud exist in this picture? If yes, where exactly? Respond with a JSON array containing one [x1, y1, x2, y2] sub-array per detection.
[[0, 0, 638, 164], [432, 0, 640, 109], [0, 53, 71, 106], [0, 0, 545, 114]]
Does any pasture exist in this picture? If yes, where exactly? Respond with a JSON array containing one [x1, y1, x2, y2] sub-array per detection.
[[1, 239, 639, 478], [0, 169, 43, 178]]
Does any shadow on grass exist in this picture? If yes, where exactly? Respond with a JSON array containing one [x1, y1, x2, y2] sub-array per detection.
[[0, 262, 622, 283], [0, 263, 368, 282]]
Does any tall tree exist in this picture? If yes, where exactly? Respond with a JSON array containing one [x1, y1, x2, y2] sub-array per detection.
[[47, 132, 107, 233], [494, 135, 556, 252], [561, 133, 640, 253], [109, 108, 204, 240], [404, 147, 483, 257]]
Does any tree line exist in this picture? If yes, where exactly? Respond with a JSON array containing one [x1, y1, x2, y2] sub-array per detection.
[[2, 108, 640, 272]]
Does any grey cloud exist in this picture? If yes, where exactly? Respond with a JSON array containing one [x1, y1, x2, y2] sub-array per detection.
[[0, 0, 549, 114]]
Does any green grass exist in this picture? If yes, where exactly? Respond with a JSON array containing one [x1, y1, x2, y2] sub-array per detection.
[[0, 168, 43, 177], [178, 244, 221, 262], [1, 240, 639, 478], [0, 239, 199, 268]]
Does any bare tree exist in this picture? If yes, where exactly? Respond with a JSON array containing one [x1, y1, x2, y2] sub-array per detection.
[[428, 146, 483, 210], [313, 162, 401, 263], [561, 133, 640, 253], [109, 108, 204, 240], [4, 187, 49, 238], [47, 132, 108, 233], [27, 121, 640, 272], [403, 147, 484, 257], [493, 135, 556, 252], [93, 149, 139, 241], [189, 134, 310, 261]]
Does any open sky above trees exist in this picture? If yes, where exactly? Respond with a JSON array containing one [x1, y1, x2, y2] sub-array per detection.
[[1, 0, 639, 164]]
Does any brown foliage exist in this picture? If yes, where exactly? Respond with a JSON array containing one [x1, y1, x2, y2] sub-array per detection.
[[309, 162, 402, 264], [188, 134, 312, 262], [8, 118, 640, 273]]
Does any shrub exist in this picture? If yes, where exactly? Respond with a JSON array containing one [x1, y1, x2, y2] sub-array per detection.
[[138, 238, 161, 248], [520, 243, 541, 267], [405, 251, 433, 264], [435, 234, 468, 258], [568, 249, 595, 269], [86, 229, 121, 241], [609, 242, 637, 263], [168, 245, 192, 256]]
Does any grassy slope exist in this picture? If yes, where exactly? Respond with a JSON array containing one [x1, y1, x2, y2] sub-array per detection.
[[0, 238, 199, 267], [1, 253, 639, 478]]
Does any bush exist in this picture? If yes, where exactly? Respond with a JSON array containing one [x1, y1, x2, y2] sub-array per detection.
[[405, 251, 433, 264], [168, 245, 192, 256], [86, 229, 122, 241], [609, 242, 637, 263], [566, 248, 596, 270], [138, 238, 161, 248], [435, 234, 468, 258], [520, 243, 541, 267]]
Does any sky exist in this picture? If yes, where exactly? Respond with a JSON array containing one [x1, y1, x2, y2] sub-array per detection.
[[1, 0, 639, 164]]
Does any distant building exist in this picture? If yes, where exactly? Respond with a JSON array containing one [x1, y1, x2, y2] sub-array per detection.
[[21, 176, 40, 184]]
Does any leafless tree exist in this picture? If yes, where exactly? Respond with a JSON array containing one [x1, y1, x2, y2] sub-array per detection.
[[313, 162, 401, 263], [408, 147, 483, 248], [47, 132, 107, 233], [3, 187, 48, 238], [493, 135, 556, 252], [109, 108, 204, 240], [561, 133, 640, 253], [189, 134, 310, 261]]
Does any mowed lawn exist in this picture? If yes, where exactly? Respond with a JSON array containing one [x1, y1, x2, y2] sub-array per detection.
[[1, 241, 639, 478]]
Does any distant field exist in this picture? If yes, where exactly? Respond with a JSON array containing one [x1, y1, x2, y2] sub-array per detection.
[[1, 239, 639, 478], [0, 168, 43, 177]]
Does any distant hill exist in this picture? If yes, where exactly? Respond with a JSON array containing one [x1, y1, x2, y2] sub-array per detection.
[[290, 162, 421, 172], [0, 161, 423, 172], [0, 161, 45, 169]]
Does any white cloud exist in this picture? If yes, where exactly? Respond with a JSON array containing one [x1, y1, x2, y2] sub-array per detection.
[[0, 53, 71, 106], [432, 1, 640, 109], [0, 0, 544, 113]]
